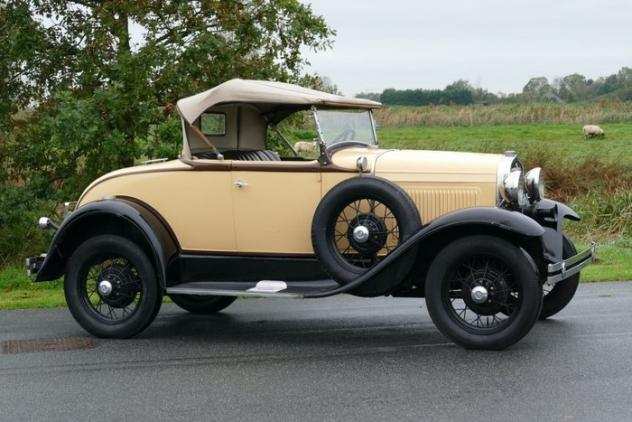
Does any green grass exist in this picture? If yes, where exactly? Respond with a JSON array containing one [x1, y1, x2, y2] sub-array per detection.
[[0, 267, 178, 310], [378, 122, 632, 164], [0, 267, 65, 310], [580, 239, 632, 282]]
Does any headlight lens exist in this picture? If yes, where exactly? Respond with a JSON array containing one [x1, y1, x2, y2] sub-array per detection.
[[500, 169, 526, 205], [525, 167, 545, 202], [497, 153, 527, 207]]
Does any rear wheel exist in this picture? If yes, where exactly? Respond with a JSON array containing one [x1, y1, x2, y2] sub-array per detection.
[[539, 235, 580, 320], [169, 295, 236, 315], [64, 235, 162, 338], [425, 235, 542, 350]]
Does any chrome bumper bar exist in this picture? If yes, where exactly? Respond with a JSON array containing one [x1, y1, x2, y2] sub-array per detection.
[[546, 242, 596, 284]]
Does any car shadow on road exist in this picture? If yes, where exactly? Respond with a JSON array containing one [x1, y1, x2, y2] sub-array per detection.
[[137, 308, 451, 352]]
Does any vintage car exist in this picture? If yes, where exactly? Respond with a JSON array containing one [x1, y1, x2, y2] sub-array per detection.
[[26, 79, 595, 350]]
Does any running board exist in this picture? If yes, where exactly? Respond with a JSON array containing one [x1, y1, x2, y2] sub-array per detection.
[[166, 279, 340, 299]]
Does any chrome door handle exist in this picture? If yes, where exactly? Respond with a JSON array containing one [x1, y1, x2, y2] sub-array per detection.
[[234, 180, 248, 189]]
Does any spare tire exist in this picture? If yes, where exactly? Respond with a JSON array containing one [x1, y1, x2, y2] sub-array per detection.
[[311, 177, 422, 296]]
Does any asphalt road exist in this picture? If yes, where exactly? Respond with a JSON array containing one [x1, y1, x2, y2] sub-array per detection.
[[1, 282, 632, 421]]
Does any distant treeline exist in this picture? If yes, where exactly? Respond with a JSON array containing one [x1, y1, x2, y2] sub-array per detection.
[[357, 67, 632, 106]]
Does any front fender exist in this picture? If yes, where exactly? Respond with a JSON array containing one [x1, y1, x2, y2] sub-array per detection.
[[305, 207, 544, 298], [524, 199, 581, 262], [35, 198, 179, 288], [421, 207, 545, 237], [535, 198, 580, 222]]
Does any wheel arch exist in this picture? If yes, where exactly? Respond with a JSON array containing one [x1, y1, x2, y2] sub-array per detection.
[[35, 197, 179, 289], [407, 224, 544, 292], [390, 208, 547, 297]]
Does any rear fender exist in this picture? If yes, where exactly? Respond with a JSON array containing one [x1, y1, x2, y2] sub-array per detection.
[[35, 198, 179, 289]]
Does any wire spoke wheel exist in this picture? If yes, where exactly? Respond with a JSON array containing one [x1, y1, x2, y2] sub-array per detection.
[[442, 254, 522, 334], [330, 197, 401, 269], [81, 256, 143, 323]]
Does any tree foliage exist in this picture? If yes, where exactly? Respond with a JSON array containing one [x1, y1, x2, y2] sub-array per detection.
[[380, 80, 477, 106], [1, 0, 333, 182], [361, 67, 632, 106], [522, 77, 558, 102], [0, 0, 335, 263]]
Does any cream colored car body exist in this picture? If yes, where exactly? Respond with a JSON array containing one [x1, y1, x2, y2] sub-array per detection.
[[78, 147, 501, 255], [27, 79, 596, 349]]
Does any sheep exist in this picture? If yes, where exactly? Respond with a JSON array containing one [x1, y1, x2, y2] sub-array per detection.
[[294, 141, 318, 155], [583, 125, 605, 139]]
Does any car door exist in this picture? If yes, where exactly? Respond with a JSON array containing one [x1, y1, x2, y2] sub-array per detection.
[[231, 161, 323, 254]]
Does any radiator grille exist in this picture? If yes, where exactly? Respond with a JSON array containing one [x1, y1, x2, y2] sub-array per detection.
[[404, 187, 480, 222]]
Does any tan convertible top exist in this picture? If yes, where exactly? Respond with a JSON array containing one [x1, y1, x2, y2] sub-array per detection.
[[176, 79, 381, 124]]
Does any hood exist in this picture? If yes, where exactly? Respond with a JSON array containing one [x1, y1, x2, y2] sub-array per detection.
[[332, 147, 503, 182]]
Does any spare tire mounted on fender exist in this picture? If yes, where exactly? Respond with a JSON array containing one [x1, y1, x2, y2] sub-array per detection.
[[311, 177, 422, 296]]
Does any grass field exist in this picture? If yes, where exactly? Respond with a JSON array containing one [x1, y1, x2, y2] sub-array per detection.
[[374, 102, 632, 127], [1, 105, 630, 310], [379, 122, 632, 164]]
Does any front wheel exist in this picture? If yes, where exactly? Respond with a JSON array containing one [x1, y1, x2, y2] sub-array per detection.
[[425, 235, 542, 350], [64, 235, 162, 338]]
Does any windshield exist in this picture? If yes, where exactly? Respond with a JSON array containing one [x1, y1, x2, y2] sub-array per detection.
[[314, 109, 377, 148]]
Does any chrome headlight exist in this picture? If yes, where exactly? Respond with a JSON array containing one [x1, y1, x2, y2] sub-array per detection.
[[525, 167, 545, 202], [497, 152, 527, 207], [502, 170, 525, 205]]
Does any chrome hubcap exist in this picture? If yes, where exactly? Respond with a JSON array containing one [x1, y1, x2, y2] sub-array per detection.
[[98, 279, 113, 297], [352, 225, 370, 243], [470, 285, 489, 304]]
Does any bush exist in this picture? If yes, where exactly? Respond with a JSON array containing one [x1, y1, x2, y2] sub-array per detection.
[[568, 189, 632, 240], [0, 88, 176, 266], [0, 185, 56, 266], [522, 154, 632, 204]]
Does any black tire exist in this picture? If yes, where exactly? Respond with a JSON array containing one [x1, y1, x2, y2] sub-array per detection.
[[539, 235, 580, 320], [170, 295, 236, 315], [311, 177, 421, 293], [64, 235, 162, 338], [425, 235, 542, 350]]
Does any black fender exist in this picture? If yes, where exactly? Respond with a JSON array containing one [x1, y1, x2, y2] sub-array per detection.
[[420, 206, 545, 237], [534, 198, 580, 222], [524, 198, 581, 262], [35, 198, 179, 289], [305, 207, 544, 298]]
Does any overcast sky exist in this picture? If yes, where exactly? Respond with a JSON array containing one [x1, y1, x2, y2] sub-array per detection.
[[301, 0, 631, 96]]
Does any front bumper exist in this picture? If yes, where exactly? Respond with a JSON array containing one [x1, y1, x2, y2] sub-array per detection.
[[546, 242, 596, 285]]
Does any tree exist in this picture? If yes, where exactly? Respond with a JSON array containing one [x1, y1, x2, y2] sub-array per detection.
[[557, 73, 590, 102], [355, 92, 381, 102], [522, 77, 557, 101], [444, 80, 474, 105], [2, 0, 334, 189]]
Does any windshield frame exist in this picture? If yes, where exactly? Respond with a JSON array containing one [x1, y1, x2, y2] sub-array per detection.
[[311, 107, 379, 153]]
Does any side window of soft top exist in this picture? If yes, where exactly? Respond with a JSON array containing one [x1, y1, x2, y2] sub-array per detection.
[[200, 112, 226, 136]]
